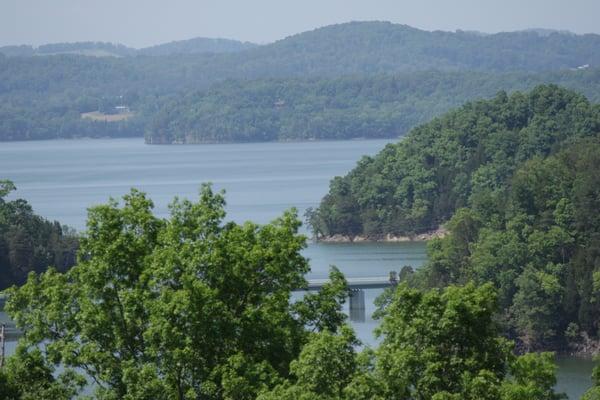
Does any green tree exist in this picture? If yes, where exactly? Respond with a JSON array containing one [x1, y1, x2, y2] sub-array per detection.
[[258, 326, 358, 400], [0, 179, 78, 289], [511, 264, 565, 350], [500, 352, 565, 400], [371, 283, 565, 400], [5, 185, 348, 399], [260, 283, 565, 400], [0, 179, 16, 200], [582, 361, 600, 400], [0, 343, 84, 400]]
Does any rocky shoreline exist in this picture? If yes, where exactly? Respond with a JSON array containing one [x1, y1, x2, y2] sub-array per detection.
[[564, 333, 600, 358], [316, 227, 449, 243]]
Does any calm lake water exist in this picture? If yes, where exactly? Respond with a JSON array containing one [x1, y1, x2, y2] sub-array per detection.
[[0, 138, 594, 398]]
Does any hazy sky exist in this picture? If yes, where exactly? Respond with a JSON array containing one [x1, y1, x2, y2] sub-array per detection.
[[2, 0, 599, 48]]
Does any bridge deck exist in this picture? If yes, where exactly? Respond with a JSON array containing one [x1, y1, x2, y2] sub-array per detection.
[[304, 276, 396, 291]]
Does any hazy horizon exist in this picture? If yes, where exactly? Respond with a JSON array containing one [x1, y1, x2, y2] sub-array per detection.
[[0, 21, 595, 50], [1, 0, 600, 48]]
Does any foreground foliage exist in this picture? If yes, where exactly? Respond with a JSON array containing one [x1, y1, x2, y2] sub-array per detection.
[[3, 185, 349, 399], [255, 284, 565, 400], [1, 187, 571, 399], [583, 362, 600, 399]]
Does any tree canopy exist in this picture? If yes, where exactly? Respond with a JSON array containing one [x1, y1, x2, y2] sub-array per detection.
[[3, 185, 350, 399], [0, 179, 78, 289], [258, 284, 565, 400], [406, 138, 600, 353], [146, 70, 600, 144], [309, 85, 600, 238], [309, 85, 600, 353], [1, 186, 570, 399]]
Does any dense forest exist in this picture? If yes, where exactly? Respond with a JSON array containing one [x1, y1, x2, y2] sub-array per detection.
[[308, 85, 600, 237], [138, 37, 258, 56], [0, 180, 78, 289], [415, 138, 600, 353], [0, 186, 576, 399], [2, 21, 600, 142], [2, 53, 600, 142], [146, 69, 600, 143], [0, 42, 137, 57], [309, 85, 600, 352]]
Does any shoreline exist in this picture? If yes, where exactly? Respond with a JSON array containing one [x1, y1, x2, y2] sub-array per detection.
[[316, 227, 449, 243], [145, 136, 400, 145]]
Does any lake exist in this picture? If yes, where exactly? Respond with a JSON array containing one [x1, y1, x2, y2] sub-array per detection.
[[0, 138, 594, 398]]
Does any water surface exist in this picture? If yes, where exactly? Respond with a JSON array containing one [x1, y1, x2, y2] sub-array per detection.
[[0, 138, 593, 398]]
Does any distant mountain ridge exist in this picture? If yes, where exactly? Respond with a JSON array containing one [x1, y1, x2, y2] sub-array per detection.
[[0, 42, 137, 57], [0, 37, 258, 58], [138, 37, 257, 56], [2, 21, 600, 142], [243, 21, 600, 74], [1, 21, 598, 69]]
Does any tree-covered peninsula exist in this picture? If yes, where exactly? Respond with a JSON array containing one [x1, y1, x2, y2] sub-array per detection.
[[308, 85, 600, 238], [416, 138, 600, 353], [310, 85, 600, 353]]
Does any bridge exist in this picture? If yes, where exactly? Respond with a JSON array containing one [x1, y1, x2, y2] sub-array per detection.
[[0, 275, 399, 332], [305, 276, 397, 291], [299, 274, 398, 322]]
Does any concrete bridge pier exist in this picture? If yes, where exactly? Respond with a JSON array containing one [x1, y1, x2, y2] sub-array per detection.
[[349, 288, 366, 322]]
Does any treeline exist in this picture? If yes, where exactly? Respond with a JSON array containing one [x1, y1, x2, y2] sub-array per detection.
[[146, 69, 600, 143], [0, 186, 575, 399], [138, 37, 257, 56], [0, 180, 78, 289], [0, 38, 255, 58], [3, 51, 600, 142], [308, 85, 600, 237], [309, 85, 600, 352], [5, 21, 600, 72], [2, 20, 600, 142], [0, 42, 137, 57]]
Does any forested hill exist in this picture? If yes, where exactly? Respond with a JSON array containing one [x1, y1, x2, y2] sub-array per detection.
[[308, 85, 600, 239], [145, 69, 600, 143], [232, 21, 600, 75], [0, 42, 137, 57], [2, 55, 600, 142], [3, 21, 600, 142], [138, 37, 258, 56], [4, 21, 600, 70], [0, 38, 256, 58]]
